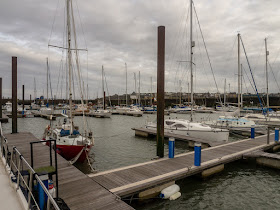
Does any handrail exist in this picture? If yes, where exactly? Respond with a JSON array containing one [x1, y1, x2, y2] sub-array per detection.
[[13, 147, 60, 210], [0, 122, 60, 210]]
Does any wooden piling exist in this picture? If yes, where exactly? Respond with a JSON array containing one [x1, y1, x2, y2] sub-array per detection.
[[12, 57, 17, 133], [157, 26, 165, 158]]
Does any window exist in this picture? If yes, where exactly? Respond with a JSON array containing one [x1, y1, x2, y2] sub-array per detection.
[[166, 121, 175, 125], [175, 124, 186, 128]]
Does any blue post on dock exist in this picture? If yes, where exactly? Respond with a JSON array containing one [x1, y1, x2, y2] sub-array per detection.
[[251, 125, 255, 139], [194, 142, 201, 166], [275, 128, 279, 142], [168, 137, 175, 158], [38, 174, 49, 210]]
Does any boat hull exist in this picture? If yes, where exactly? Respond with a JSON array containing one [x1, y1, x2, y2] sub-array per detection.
[[45, 141, 92, 163], [56, 144, 92, 163]]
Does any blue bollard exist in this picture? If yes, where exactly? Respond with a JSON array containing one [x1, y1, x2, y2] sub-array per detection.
[[194, 142, 201, 166], [275, 128, 279, 142], [168, 137, 175, 158], [38, 174, 49, 210], [251, 125, 255, 139]]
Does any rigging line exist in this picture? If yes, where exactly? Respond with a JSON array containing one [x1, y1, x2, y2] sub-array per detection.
[[240, 36, 264, 112], [56, 59, 63, 97], [268, 59, 280, 92], [103, 71, 112, 107], [48, 59, 54, 101], [242, 64, 255, 92], [172, 5, 190, 90], [194, 15, 212, 89], [48, 0, 60, 46], [71, 0, 88, 133], [74, 0, 88, 49], [222, 36, 237, 80], [193, 2, 222, 105], [241, 65, 251, 94]]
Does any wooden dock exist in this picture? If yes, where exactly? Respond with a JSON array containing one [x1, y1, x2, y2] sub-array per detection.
[[89, 134, 278, 198], [132, 127, 225, 147], [3, 132, 133, 210], [0, 114, 9, 123], [31, 111, 57, 120]]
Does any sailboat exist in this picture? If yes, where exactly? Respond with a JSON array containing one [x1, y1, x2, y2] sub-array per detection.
[[205, 33, 260, 130], [40, 58, 53, 115], [91, 66, 111, 118], [146, 0, 229, 142], [43, 0, 94, 163], [244, 38, 280, 126]]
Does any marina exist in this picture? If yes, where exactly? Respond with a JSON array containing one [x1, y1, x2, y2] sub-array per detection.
[[1, 0, 280, 209], [1, 117, 280, 209]]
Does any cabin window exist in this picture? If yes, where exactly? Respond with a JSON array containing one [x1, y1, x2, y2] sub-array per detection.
[[175, 124, 186, 128], [166, 121, 175, 125]]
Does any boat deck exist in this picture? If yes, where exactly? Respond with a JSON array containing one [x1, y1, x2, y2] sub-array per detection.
[[89, 134, 278, 198], [4, 132, 133, 210], [132, 127, 225, 147]]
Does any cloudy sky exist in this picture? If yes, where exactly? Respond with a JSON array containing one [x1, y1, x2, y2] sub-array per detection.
[[1, 0, 280, 100]]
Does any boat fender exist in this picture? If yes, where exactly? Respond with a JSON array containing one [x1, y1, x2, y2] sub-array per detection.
[[160, 184, 180, 199], [169, 191, 181, 200]]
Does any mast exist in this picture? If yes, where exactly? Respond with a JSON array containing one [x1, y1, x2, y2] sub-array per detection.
[[125, 63, 128, 106], [237, 33, 241, 116], [46, 58, 49, 106], [265, 38, 269, 117], [102, 65, 105, 109], [134, 73, 137, 104], [241, 64, 243, 108], [138, 71, 141, 106], [190, 0, 194, 122], [34, 77, 37, 101], [224, 78, 226, 106], [150, 77, 153, 105], [179, 80, 182, 105], [66, 0, 73, 134]]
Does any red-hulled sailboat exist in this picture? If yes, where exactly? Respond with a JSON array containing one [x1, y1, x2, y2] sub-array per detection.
[[43, 0, 94, 163]]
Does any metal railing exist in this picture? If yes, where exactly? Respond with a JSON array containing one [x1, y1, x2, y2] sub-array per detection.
[[0, 122, 60, 210]]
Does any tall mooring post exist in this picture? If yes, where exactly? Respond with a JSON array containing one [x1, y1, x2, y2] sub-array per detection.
[[22, 85, 25, 115], [12, 57, 17, 133], [157, 26, 165, 158], [0, 78, 2, 118]]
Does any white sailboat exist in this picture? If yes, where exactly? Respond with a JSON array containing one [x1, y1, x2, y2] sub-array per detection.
[[91, 66, 111, 118], [146, 0, 229, 142], [207, 34, 257, 129], [44, 0, 94, 163], [244, 38, 280, 125]]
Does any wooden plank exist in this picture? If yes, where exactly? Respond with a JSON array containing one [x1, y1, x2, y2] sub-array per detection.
[[4, 132, 133, 210]]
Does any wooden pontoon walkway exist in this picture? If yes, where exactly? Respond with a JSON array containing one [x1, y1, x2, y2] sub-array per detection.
[[4, 132, 133, 210], [89, 133, 278, 198]]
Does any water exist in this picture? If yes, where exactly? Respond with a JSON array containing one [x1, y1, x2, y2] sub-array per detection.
[[2, 113, 279, 209]]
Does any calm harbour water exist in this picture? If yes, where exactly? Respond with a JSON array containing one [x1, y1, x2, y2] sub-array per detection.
[[2, 113, 280, 209]]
